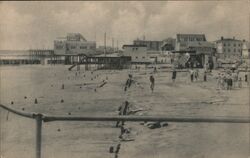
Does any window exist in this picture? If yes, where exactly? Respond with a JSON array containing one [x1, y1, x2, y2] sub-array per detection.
[[234, 44, 236, 47], [56, 45, 63, 49], [238, 44, 241, 47], [228, 43, 230, 46], [142, 56, 145, 59], [228, 49, 231, 52], [80, 46, 87, 49], [223, 44, 226, 47], [132, 47, 138, 51], [71, 46, 76, 49], [234, 49, 236, 52]]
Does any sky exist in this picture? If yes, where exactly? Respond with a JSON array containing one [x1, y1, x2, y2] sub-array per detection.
[[0, 1, 249, 50]]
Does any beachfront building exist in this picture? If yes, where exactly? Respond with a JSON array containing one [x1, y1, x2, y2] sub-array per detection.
[[54, 33, 96, 56], [96, 46, 116, 55], [175, 34, 207, 51], [174, 34, 215, 68], [122, 45, 151, 64], [132, 38, 174, 64], [0, 50, 41, 65], [215, 37, 243, 60], [242, 40, 250, 59], [133, 39, 163, 51], [161, 38, 176, 51]]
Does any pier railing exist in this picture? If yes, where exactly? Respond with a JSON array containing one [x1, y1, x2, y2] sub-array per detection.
[[0, 104, 250, 158]]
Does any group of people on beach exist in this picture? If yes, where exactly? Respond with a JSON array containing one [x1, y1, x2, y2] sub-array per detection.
[[172, 68, 207, 83], [216, 70, 248, 90], [189, 69, 200, 82]]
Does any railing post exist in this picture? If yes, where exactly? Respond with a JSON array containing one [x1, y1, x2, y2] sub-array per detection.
[[35, 114, 43, 158]]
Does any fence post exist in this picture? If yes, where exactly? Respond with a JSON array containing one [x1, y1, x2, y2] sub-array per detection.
[[35, 114, 43, 158]]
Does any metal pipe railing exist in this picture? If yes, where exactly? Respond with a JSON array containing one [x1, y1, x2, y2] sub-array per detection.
[[43, 115, 250, 123], [0, 104, 42, 158], [0, 104, 35, 119], [1, 104, 250, 158]]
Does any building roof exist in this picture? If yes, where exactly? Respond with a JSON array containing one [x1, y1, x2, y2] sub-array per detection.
[[187, 41, 215, 48], [67, 33, 87, 41], [172, 50, 196, 54], [96, 53, 120, 57], [215, 38, 242, 43], [133, 39, 162, 42], [242, 41, 250, 49], [176, 34, 206, 42], [0, 50, 30, 56], [122, 45, 147, 49]]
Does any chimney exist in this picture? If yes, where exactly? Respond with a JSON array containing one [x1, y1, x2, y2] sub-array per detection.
[[221, 36, 224, 40]]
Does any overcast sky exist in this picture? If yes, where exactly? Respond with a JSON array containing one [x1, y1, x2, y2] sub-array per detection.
[[0, 1, 249, 50]]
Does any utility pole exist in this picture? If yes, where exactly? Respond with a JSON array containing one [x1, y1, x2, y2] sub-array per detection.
[[116, 40, 119, 53], [112, 37, 114, 53], [104, 32, 106, 57]]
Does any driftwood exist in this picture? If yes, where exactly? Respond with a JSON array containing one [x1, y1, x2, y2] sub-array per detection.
[[99, 81, 107, 88]]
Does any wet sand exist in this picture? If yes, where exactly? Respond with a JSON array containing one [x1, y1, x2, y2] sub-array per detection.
[[0, 65, 249, 158]]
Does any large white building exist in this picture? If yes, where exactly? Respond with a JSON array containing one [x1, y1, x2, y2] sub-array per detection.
[[242, 40, 250, 59], [174, 34, 215, 68], [175, 34, 215, 53], [54, 33, 96, 56], [215, 37, 243, 59], [122, 45, 151, 63]]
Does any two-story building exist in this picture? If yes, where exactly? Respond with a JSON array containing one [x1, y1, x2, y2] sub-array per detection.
[[133, 39, 163, 51], [175, 34, 215, 68], [242, 40, 250, 59], [122, 45, 151, 64], [54, 33, 96, 56], [215, 37, 243, 60]]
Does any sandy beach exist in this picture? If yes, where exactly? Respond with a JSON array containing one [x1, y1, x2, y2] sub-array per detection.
[[0, 65, 249, 158]]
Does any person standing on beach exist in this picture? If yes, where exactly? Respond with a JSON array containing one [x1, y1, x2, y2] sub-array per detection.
[[154, 67, 157, 73], [150, 75, 155, 92], [172, 69, 177, 82], [203, 70, 207, 82], [227, 74, 233, 90], [220, 73, 225, 89]]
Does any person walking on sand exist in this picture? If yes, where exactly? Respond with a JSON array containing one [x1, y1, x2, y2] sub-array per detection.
[[124, 74, 133, 91], [216, 73, 221, 89], [150, 75, 155, 92], [172, 69, 177, 82], [194, 69, 199, 81], [116, 101, 130, 127], [238, 77, 242, 88], [190, 69, 194, 82], [221, 73, 226, 90]]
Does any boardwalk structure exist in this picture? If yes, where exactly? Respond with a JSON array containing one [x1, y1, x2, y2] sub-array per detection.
[[65, 54, 131, 70]]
